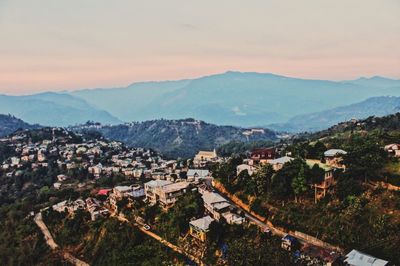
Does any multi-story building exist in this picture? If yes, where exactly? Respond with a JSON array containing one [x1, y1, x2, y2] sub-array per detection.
[[144, 180, 190, 208]]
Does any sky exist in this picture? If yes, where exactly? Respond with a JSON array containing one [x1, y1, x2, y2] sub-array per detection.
[[0, 0, 399, 95]]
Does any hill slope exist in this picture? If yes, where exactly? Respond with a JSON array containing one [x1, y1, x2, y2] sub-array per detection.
[[270, 96, 400, 132], [71, 118, 278, 158], [0, 92, 122, 126], [0, 114, 40, 137]]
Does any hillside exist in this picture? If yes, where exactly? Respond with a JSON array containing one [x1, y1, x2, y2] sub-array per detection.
[[270, 96, 400, 132], [306, 112, 400, 140], [0, 114, 40, 137], [69, 71, 400, 127], [0, 92, 121, 126], [71, 118, 278, 158]]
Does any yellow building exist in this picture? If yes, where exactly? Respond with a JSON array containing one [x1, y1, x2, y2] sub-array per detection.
[[193, 149, 218, 166], [189, 215, 214, 242]]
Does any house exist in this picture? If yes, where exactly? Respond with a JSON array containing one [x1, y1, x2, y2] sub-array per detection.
[[281, 234, 299, 251], [189, 216, 214, 242], [306, 160, 335, 201], [202, 191, 231, 221], [194, 150, 218, 166], [52, 199, 85, 214], [109, 185, 146, 210], [268, 156, 294, 171], [57, 174, 69, 182], [10, 157, 20, 167], [202, 191, 244, 224], [236, 164, 255, 176], [344, 249, 389, 266], [85, 197, 109, 221], [88, 163, 103, 176], [97, 188, 112, 196], [384, 143, 400, 158], [187, 169, 211, 182], [37, 152, 46, 162], [144, 180, 190, 208], [324, 149, 347, 167], [250, 148, 276, 163]]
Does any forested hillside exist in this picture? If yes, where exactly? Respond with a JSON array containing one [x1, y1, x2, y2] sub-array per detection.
[[71, 119, 278, 158], [0, 114, 39, 137]]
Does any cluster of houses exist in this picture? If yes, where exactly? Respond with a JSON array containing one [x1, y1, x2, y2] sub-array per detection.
[[235, 147, 349, 201]]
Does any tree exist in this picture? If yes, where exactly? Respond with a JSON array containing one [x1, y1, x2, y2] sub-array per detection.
[[208, 221, 224, 244], [307, 141, 326, 160], [271, 158, 306, 200], [310, 164, 325, 184], [335, 173, 362, 200], [291, 165, 308, 202], [343, 135, 387, 182], [253, 164, 274, 196]]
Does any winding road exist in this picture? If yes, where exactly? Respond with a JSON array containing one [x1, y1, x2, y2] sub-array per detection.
[[114, 214, 205, 266], [34, 212, 90, 266]]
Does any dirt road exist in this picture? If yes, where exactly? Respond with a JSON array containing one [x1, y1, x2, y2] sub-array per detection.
[[115, 215, 205, 266], [34, 212, 90, 266]]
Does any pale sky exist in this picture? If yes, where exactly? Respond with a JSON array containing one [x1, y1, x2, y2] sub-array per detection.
[[0, 0, 399, 94]]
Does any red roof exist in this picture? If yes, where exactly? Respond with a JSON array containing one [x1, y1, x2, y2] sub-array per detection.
[[97, 189, 112, 196]]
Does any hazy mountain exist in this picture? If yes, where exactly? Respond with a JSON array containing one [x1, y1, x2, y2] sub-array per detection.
[[0, 92, 122, 126], [70, 80, 191, 121], [71, 118, 278, 158], [345, 76, 400, 88], [69, 71, 400, 127], [269, 96, 400, 132], [0, 114, 40, 137]]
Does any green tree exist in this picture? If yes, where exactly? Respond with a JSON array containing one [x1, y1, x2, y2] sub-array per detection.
[[343, 135, 387, 182], [291, 165, 308, 202], [310, 164, 325, 184], [253, 164, 274, 196]]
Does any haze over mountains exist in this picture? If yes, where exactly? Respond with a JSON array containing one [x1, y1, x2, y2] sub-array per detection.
[[1, 71, 400, 131], [0, 92, 121, 126]]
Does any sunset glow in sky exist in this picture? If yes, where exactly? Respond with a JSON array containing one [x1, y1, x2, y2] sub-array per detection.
[[0, 0, 399, 94]]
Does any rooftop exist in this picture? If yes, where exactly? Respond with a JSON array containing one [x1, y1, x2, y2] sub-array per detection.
[[324, 149, 347, 157], [345, 249, 389, 266], [145, 179, 173, 188], [269, 156, 294, 165], [202, 191, 228, 205], [189, 215, 214, 231], [162, 181, 190, 193]]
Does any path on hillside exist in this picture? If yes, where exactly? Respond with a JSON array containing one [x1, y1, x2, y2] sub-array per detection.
[[34, 212, 90, 266], [212, 181, 341, 252], [114, 214, 205, 266]]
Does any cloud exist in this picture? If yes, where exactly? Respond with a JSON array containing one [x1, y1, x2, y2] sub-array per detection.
[[179, 23, 199, 31]]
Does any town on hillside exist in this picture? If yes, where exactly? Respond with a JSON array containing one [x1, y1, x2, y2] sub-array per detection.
[[1, 125, 399, 265]]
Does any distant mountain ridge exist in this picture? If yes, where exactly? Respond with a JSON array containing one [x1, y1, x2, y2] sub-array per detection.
[[0, 92, 121, 126], [0, 114, 40, 137], [70, 118, 278, 158], [269, 96, 400, 132], [69, 71, 400, 127]]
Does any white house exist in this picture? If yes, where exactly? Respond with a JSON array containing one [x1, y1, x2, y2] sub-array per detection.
[[344, 250, 389, 266], [187, 169, 211, 182], [268, 156, 294, 171]]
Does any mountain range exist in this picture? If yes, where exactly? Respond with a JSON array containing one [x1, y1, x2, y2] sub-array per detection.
[[1, 71, 400, 130], [0, 92, 121, 127]]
